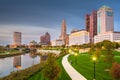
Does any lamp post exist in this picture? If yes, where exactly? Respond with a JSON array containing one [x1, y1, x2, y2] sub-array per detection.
[[75, 53, 78, 65], [92, 57, 96, 80]]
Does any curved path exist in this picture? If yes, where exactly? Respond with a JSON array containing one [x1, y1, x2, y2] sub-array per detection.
[[62, 54, 87, 80]]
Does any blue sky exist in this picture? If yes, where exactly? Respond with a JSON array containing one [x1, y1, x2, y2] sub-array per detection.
[[0, 0, 120, 45]]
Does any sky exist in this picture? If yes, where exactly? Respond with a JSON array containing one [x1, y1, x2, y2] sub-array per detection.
[[0, 0, 120, 45]]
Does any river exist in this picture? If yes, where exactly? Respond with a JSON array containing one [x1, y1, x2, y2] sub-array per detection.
[[0, 53, 40, 77]]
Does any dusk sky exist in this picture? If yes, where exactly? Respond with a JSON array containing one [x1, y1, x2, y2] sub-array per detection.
[[0, 0, 120, 45]]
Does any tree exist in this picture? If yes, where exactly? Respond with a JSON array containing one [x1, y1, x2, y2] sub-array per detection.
[[103, 40, 113, 50], [110, 62, 120, 80], [103, 40, 114, 64], [95, 42, 103, 49], [94, 49, 101, 59], [112, 42, 119, 49], [42, 54, 60, 80], [0, 46, 5, 53]]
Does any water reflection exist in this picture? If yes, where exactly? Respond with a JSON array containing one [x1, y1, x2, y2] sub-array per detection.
[[13, 55, 21, 71], [29, 50, 37, 65], [0, 53, 40, 77]]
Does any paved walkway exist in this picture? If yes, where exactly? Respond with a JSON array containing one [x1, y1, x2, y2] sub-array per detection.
[[62, 54, 87, 80]]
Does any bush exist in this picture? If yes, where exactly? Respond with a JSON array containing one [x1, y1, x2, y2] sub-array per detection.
[[42, 54, 61, 80], [110, 62, 120, 80]]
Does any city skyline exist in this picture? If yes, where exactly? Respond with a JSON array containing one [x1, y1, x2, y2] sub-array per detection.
[[0, 0, 120, 45]]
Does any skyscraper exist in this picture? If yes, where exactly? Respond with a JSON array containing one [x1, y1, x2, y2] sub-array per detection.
[[45, 32, 50, 45], [94, 5, 120, 43], [40, 32, 50, 45], [14, 32, 21, 46], [97, 5, 114, 34], [59, 19, 67, 44], [85, 11, 97, 43], [59, 20, 66, 40], [85, 14, 90, 32]]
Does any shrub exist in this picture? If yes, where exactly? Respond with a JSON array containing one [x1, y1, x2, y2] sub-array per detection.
[[110, 62, 120, 80], [42, 54, 61, 80]]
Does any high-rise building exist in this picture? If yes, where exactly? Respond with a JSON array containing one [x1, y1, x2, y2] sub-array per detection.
[[85, 14, 90, 32], [14, 32, 21, 45], [59, 19, 67, 44], [94, 5, 120, 43], [97, 5, 114, 34], [40, 36, 45, 43], [40, 32, 50, 45], [85, 11, 97, 43], [45, 32, 50, 45]]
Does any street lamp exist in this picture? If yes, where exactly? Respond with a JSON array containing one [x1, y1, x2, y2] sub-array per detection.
[[92, 56, 96, 80], [74, 53, 78, 65]]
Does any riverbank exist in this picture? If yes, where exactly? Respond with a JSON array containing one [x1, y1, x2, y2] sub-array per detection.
[[0, 51, 26, 58], [0, 62, 44, 80], [28, 53, 71, 80]]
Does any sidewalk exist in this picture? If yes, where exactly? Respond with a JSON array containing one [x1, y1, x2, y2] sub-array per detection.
[[62, 54, 87, 80]]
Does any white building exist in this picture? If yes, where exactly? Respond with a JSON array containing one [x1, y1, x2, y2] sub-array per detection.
[[69, 29, 89, 46], [97, 5, 114, 34], [94, 32, 120, 43], [94, 5, 120, 43], [51, 39, 65, 46]]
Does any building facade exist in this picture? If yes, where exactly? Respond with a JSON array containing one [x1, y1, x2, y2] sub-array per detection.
[[59, 19, 67, 45], [85, 11, 97, 43], [14, 32, 21, 46], [69, 29, 89, 46], [40, 32, 50, 45], [94, 5, 120, 43], [94, 32, 120, 43], [85, 14, 90, 32], [51, 39, 65, 46], [97, 5, 114, 34]]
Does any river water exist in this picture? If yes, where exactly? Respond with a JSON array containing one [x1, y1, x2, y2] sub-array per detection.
[[0, 53, 40, 77]]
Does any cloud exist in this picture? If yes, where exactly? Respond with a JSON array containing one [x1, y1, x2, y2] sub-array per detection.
[[0, 24, 60, 45]]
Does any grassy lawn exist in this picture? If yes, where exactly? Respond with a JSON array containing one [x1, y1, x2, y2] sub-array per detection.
[[56, 54, 71, 80], [28, 54, 71, 80], [28, 71, 47, 80], [68, 51, 120, 80]]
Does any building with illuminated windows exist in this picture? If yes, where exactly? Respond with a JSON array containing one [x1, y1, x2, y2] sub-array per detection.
[[69, 29, 89, 46], [94, 5, 120, 43], [10, 32, 22, 48]]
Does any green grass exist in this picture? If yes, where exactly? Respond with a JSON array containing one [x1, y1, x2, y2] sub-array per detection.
[[29, 71, 47, 80], [28, 54, 71, 80], [68, 51, 120, 80], [68, 54, 113, 80], [56, 54, 71, 80]]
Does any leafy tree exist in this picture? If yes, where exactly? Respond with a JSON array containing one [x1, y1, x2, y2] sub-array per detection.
[[0, 46, 5, 53], [112, 42, 119, 49], [95, 42, 103, 49], [94, 49, 101, 59], [103, 40, 113, 50], [101, 40, 114, 68], [42, 54, 60, 80], [110, 62, 120, 80]]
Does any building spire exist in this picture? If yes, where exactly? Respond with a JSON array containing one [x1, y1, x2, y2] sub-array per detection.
[[60, 19, 66, 40]]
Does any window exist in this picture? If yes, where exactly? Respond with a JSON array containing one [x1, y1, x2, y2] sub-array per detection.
[[106, 11, 113, 16]]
